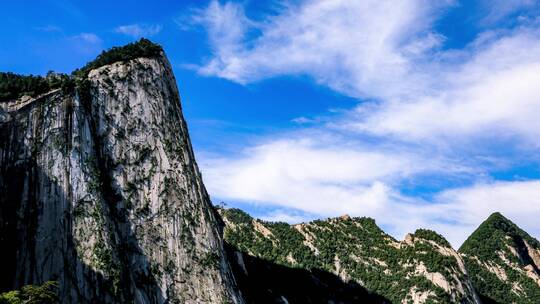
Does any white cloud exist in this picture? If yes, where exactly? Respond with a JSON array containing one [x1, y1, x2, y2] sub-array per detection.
[[259, 210, 311, 224], [481, 0, 538, 25], [201, 140, 540, 247], [74, 33, 102, 44], [200, 135, 481, 245], [193, 0, 448, 99], [202, 137, 449, 209], [192, 1, 253, 80], [115, 24, 162, 38], [350, 29, 540, 143], [68, 33, 103, 56]]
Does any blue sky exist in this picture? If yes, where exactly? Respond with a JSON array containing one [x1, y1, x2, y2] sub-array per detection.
[[2, 0, 540, 247]]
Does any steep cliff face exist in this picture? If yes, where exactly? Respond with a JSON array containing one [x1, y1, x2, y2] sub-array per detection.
[[0, 44, 241, 303], [459, 213, 540, 304], [219, 208, 480, 304]]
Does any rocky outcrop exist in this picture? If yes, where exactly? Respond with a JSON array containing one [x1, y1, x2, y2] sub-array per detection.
[[400, 233, 480, 304], [0, 49, 242, 303]]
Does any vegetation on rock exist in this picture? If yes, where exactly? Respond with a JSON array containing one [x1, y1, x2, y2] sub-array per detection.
[[219, 208, 477, 304], [221, 208, 540, 304], [0, 72, 72, 102], [73, 38, 162, 78], [0, 38, 162, 103], [414, 229, 452, 248], [0, 281, 58, 304]]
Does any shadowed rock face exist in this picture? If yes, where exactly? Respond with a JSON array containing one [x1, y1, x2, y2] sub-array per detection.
[[0, 53, 242, 303], [224, 243, 390, 304]]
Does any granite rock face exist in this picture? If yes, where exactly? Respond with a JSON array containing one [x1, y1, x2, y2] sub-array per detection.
[[0, 53, 242, 303]]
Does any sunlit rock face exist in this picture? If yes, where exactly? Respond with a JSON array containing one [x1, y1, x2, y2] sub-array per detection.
[[0, 53, 242, 304]]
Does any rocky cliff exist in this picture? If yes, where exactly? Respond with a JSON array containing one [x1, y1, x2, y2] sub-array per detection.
[[0, 40, 241, 303]]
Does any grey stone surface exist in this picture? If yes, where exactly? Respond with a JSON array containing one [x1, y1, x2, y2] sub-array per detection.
[[0, 54, 242, 304]]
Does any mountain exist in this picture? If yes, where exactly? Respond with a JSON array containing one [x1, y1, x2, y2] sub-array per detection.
[[0, 39, 242, 303], [459, 212, 540, 304], [2, 38, 539, 304], [219, 208, 481, 304]]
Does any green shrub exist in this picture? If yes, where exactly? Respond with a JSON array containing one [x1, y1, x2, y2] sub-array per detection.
[[0, 281, 58, 304], [0, 72, 72, 102], [414, 229, 451, 247], [73, 38, 162, 78], [0, 38, 162, 102]]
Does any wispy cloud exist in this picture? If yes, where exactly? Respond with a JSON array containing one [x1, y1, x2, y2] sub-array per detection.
[[68, 33, 103, 56], [73, 33, 102, 44], [192, 0, 447, 98], [291, 116, 318, 124], [191, 0, 253, 78], [348, 28, 540, 145], [480, 0, 538, 25], [115, 23, 162, 38], [35, 25, 62, 32]]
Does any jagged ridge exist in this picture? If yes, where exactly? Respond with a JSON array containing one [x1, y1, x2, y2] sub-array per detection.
[[219, 208, 479, 304]]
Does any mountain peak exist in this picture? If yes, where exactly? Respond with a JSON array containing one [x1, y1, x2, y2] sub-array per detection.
[[339, 214, 351, 220], [487, 211, 505, 219], [485, 211, 511, 225], [459, 212, 540, 303], [0, 39, 164, 104], [0, 42, 241, 303], [461, 212, 539, 251], [74, 38, 163, 78]]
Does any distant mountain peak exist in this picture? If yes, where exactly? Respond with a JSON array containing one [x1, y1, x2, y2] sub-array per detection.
[[461, 212, 539, 252], [459, 212, 540, 303], [485, 211, 515, 226]]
